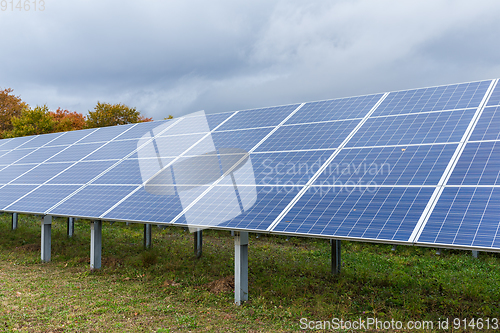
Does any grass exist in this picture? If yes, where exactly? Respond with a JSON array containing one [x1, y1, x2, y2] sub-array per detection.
[[1, 214, 500, 332]]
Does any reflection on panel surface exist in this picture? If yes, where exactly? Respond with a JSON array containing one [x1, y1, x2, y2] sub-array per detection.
[[314, 144, 456, 186], [256, 120, 358, 152], [448, 141, 500, 185], [469, 106, 500, 141], [6, 185, 81, 213], [216, 105, 299, 131], [274, 186, 434, 242], [417, 187, 500, 249], [347, 109, 475, 147], [373, 80, 490, 116], [286, 94, 383, 124]]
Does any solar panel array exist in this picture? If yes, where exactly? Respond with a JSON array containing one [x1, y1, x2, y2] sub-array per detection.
[[0, 79, 499, 252]]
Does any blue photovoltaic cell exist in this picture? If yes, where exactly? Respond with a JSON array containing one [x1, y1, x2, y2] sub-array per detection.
[[314, 144, 457, 186], [469, 106, 500, 141], [247, 150, 334, 186], [0, 185, 38, 209], [0, 148, 36, 165], [417, 187, 500, 249], [286, 94, 383, 125], [0, 165, 38, 184], [14, 146, 68, 164], [187, 128, 273, 156], [0, 138, 13, 149], [6, 185, 81, 213], [206, 112, 235, 130], [78, 123, 136, 144], [11, 163, 73, 184], [487, 83, 500, 106], [373, 80, 490, 117], [274, 187, 434, 242], [447, 141, 500, 185], [347, 109, 475, 147], [93, 159, 153, 185], [158, 117, 212, 136], [19, 132, 65, 149], [133, 133, 208, 158], [45, 128, 97, 147], [103, 185, 185, 223], [47, 142, 104, 163], [113, 120, 170, 140], [216, 105, 300, 131], [0, 136, 36, 150], [49, 185, 138, 218], [82, 139, 139, 161], [179, 185, 304, 231], [47, 160, 116, 184], [255, 120, 359, 152]]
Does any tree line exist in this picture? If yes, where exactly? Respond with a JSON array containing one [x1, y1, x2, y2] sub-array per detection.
[[0, 88, 172, 138]]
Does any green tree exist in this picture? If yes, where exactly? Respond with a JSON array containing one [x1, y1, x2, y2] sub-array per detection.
[[85, 102, 152, 128], [7, 105, 56, 137], [0, 88, 29, 138]]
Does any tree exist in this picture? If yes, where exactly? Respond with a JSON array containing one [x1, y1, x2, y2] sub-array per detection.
[[50, 107, 86, 132], [164, 115, 174, 120], [7, 105, 56, 137], [85, 102, 153, 128], [0, 88, 29, 137]]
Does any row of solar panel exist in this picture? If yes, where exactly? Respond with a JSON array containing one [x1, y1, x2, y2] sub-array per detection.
[[1, 142, 498, 186], [1, 105, 499, 169], [0, 79, 498, 253], [0, 80, 497, 153]]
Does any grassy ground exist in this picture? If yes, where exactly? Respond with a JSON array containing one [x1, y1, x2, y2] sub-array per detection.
[[1, 214, 500, 332]]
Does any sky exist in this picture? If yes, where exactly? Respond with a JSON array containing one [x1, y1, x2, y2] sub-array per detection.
[[1, 0, 500, 120]]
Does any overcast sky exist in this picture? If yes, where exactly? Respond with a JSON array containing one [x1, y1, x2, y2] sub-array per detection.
[[1, 0, 500, 119]]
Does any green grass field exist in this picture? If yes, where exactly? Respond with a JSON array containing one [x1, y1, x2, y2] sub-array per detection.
[[1, 214, 500, 332]]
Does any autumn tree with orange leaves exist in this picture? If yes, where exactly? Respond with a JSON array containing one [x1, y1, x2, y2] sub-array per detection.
[[0, 88, 29, 138], [85, 102, 152, 128], [51, 107, 86, 132]]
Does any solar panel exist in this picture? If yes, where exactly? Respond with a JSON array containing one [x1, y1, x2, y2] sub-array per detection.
[[0, 78, 499, 254]]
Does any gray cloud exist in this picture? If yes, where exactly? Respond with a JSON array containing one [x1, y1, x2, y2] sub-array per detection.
[[1, 0, 500, 119]]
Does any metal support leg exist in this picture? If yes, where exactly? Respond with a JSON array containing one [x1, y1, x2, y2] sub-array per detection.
[[331, 239, 341, 275], [144, 224, 152, 249], [41, 215, 52, 262], [234, 231, 249, 305], [90, 220, 102, 270], [472, 250, 478, 258], [67, 217, 74, 238], [194, 229, 202, 258], [11, 213, 18, 230]]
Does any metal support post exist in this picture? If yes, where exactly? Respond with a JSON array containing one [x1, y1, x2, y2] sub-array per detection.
[[234, 231, 249, 305], [331, 239, 341, 275], [41, 215, 52, 262], [194, 229, 202, 258], [11, 213, 18, 230], [90, 220, 102, 270], [144, 224, 152, 249], [472, 250, 478, 258], [67, 217, 75, 237]]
